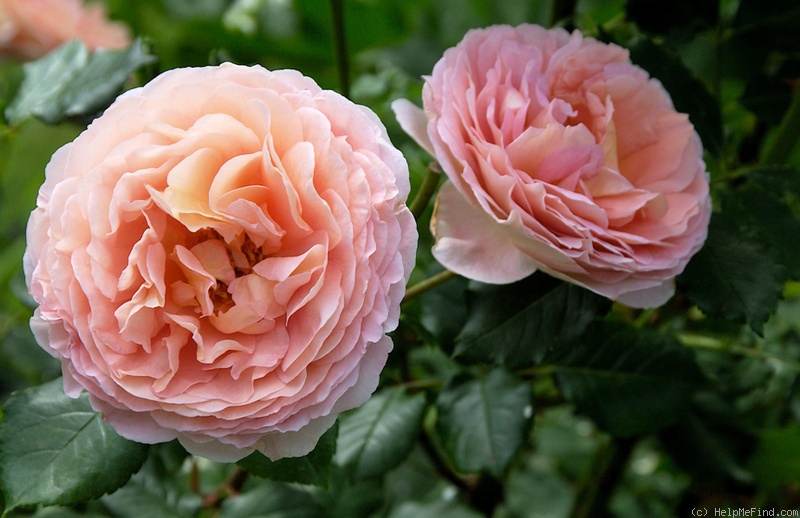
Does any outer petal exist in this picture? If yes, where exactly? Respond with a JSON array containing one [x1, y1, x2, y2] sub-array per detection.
[[256, 334, 392, 460], [391, 99, 436, 156], [432, 181, 538, 283], [612, 279, 675, 308]]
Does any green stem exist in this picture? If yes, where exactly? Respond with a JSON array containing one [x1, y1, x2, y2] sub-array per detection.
[[632, 307, 657, 328], [419, 427, 473, 495], [679, 332, 800, 372], [570, 438, 637, 518], [712, 16, 728, 179], [409, 161, 442, 220], [516, 364, 556, 379], [201, 466, 249, 509], [399, 378, 445, 390], [0, 124, 13, 164], [403, 269, 457, 303], [226, 467, 249, 495], [0, 126, 14, 211], [328, 0, 350, 99], [760, 87, 800, 165]]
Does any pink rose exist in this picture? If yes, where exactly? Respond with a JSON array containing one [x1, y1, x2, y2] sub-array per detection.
[[394, 25, 711, 307], [24, 63, 417, 461], [0, 0, 130, 60]]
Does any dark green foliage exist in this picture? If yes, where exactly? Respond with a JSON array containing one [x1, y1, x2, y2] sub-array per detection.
[[659, 394, 757, 484], [679, 213, 786, 334], [626, 0, 718, 38], [218, 481, 326, 518], [718, 166, 800, 280], [238, 424, 338, 487], [5, 39, 155, 125], [0, 379, 148, 515], [334, 387, 426, 480], [553, 321, 706, 436], [454, 274, 611, 367], [733, 0, 800, 52], [435, 368, 533, 477]]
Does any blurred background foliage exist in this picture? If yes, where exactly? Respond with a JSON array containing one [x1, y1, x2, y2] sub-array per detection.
[[1, 0, 799, 517]]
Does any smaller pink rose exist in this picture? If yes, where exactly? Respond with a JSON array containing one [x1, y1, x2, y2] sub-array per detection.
[[0, 0, 130, 60], [394, 24, 711, 308]]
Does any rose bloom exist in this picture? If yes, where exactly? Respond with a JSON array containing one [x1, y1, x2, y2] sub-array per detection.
[[394, 24, 711, 307], [24, 63, 417, 462], [0, 0, 130, 60]]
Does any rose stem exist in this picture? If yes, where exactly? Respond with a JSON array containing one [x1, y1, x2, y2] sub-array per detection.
[[403, 269, 457, 303], [409, 161, 442, 221], [419, 428, 474, 496], [760, 88, 800, 165], [328, 0, 350, 99], [0, 126, 13, 192], [569, 437, 638, 518], [549, 0, 577, 27], [678, 332, 800, 373], [201, 466, 250, 509]]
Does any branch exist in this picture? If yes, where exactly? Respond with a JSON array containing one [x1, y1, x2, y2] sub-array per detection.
[[328, 0, 350, 99]]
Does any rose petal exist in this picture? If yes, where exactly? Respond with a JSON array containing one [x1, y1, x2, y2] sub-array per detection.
[[432, 181, 538, 283]]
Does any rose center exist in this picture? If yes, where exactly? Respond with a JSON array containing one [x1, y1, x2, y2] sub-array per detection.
[[170, 228, 270, 317]]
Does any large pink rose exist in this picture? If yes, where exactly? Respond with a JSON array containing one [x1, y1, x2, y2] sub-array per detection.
[[24, 63, 417, 462], [394, 24, 711, 307], [0, 0, 130, 60]]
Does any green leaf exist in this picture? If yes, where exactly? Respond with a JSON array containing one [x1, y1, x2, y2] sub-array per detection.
[[101, 478, 194, 518], [389, 497, 484, 518], [454, 274, 610, 368], [0, 378, 148, 514], [0, 323, 61, 395], [238, 423, 337, 487], [0, 119, 83, 243], [219, 481, 325, 518], [326, 475, 384, 518], [532, 406, 604, 480], [748, 425, 800, 494], [553, 321, 705, 436], [435, 368, 533, 477], [625, 0, 718, 37], [576, 0, 626, 27], [719, 166, 800, 280], [0, 61, 23, 117], [25, 507, 110, 518], [100, 443, 200, 518], [334, 387, 426, 480], [418, 274, 470, 354], [678, 213, 786, 334], [627, 38, 723, 155], [500, 466, 574, 518], [5, 39, 156, 125], [740, 73, 794, 127], [659, 394, 756, 483], [733, 0, 800, 52]]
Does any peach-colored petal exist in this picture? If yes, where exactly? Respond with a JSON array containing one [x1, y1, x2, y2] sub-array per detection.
[[0, 0, 131, 60], [399, 24, 711, 308], [24, 63, 417, 461], [432, 181, 538, 283]]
